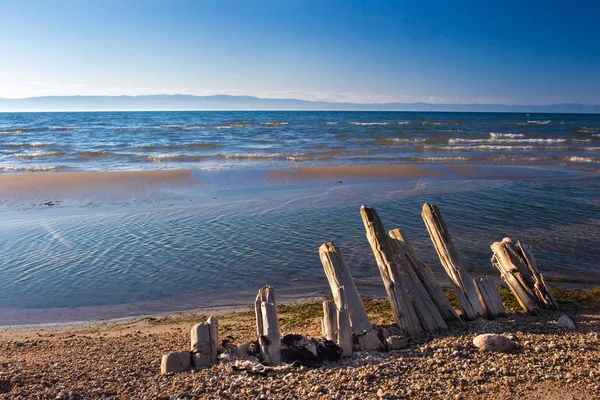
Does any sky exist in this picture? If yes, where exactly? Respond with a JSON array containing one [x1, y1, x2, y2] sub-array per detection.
[[0, 0, 599, 105]]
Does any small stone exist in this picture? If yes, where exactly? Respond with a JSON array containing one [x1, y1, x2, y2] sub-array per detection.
[[377, 388, 385, 397], [556, 315, 576, 330], [160, 352, 191, 374], [472, 334, 517, 353], [385, 335, 408, 350]]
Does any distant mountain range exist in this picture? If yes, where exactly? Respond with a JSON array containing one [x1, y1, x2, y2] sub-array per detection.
[[0, 94, 599, 113]]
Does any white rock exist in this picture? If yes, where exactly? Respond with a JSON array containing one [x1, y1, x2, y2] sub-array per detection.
[[385, 335, 408, 350], [556, 315, 575, 330], [160, 352, 191, 374], [472, 334, 517, 353]]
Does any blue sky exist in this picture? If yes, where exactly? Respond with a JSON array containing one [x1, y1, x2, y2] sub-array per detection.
[[0, 0, 598, 104]]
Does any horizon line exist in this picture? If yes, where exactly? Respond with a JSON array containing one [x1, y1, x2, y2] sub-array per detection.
[[1, 93, 599, 107]]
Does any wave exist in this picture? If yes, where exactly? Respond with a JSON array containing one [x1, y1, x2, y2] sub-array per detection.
[[449, 137, 567, 145], [374, 138, 425, 146], [48, 126, 79, 131], [147, 154, 209, 162], [576, 127, 599, 133], [348, 122, 389, 126], [134, 143, 221, 151], [77, 151, 117, 159], [489, 132, 524, 138], [3, 142, 55, 148], [413, 156, 469, 161], [517, 120, 552, 125], [422, 121, 443, 126], [0, 165, 68, 172], [185, 143, 222, 150], [442, 145, 538, 151], [567, 156, 595, 163], [325, 122, 338, 125], [261, 122, 289, 126], [219, 152, 294, 159], [160, 124, 207, 130], [397, 121, 410, 125], [11, 151, 65, 159], [0, 129, 29, 135]]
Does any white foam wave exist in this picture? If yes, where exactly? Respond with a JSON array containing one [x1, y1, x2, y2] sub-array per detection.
[[286, 155, 312, 162], [567, 156, 594, 163], [349, 122, 389, 126], [449, 138, 567, 145], [438, 145, 539, 151], [593, 134, 600, 138], [30, 142, 55, 147], [584, 147, 600, 151], [0, 130, 26, 135], [11, 151, 65, 159], [489, 132, 524, 138], [261, 122, 289, 126], [418, 156, 468, 161], [219, 152, 293, 159], [147, 154, 207, 162], [0, 165, 67, 172], [517, 120, 552, 125], [397, 121, 410, 125], [325, 122, 338, 125], [572, 139, 592, 142], [577, 127, 599, 133], [48, 126, 79, 131], [381, 138, 426, 144]]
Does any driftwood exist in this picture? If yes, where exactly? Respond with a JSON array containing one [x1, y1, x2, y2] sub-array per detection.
[[388, 229, 461, 323], [321, 300, 337, 341], [386, 232, 448, 332], [319, 242, 382, 350], [255, 285, 281, 365], [491, 237, 558, 313], [474, 276, 506, 318], [361, 205, 452, 335], [361, 206, 422, 336], [336, 287, 353, 357], [421, 202, 484, 320], [190, 316, 219, 368]]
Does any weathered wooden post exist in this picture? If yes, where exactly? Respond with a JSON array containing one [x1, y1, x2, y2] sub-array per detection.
[[190, 315, 219, 368], [388, 228, 460, 322], [421, 202, 485, 320], [322, 300, 338, 341], [336, 287, 353, 357], [319, 241, 382, 350], [491, 237, 558, 313], [474, 276, 506, 318], [360, 205, 424, 336], [255, 285, 281, 365]]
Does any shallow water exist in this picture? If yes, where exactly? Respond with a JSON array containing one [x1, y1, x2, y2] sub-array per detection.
[[0, 166, 598, 325], [0, 111, 599, 172]]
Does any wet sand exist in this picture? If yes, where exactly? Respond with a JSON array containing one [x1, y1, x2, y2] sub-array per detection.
[[0, 169, 197, 197], [267, 164, 446, 180]]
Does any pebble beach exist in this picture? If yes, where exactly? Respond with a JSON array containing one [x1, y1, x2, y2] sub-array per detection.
[[1, 297, 598, 400]]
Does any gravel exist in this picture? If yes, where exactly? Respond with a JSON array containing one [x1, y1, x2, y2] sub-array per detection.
[[0, 306, 598, 399]]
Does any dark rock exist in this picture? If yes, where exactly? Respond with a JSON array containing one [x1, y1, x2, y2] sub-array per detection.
[[316, 340, 343, 362]]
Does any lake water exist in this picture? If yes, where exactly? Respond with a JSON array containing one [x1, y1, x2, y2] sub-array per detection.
[[0, 111, 598, 325]]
